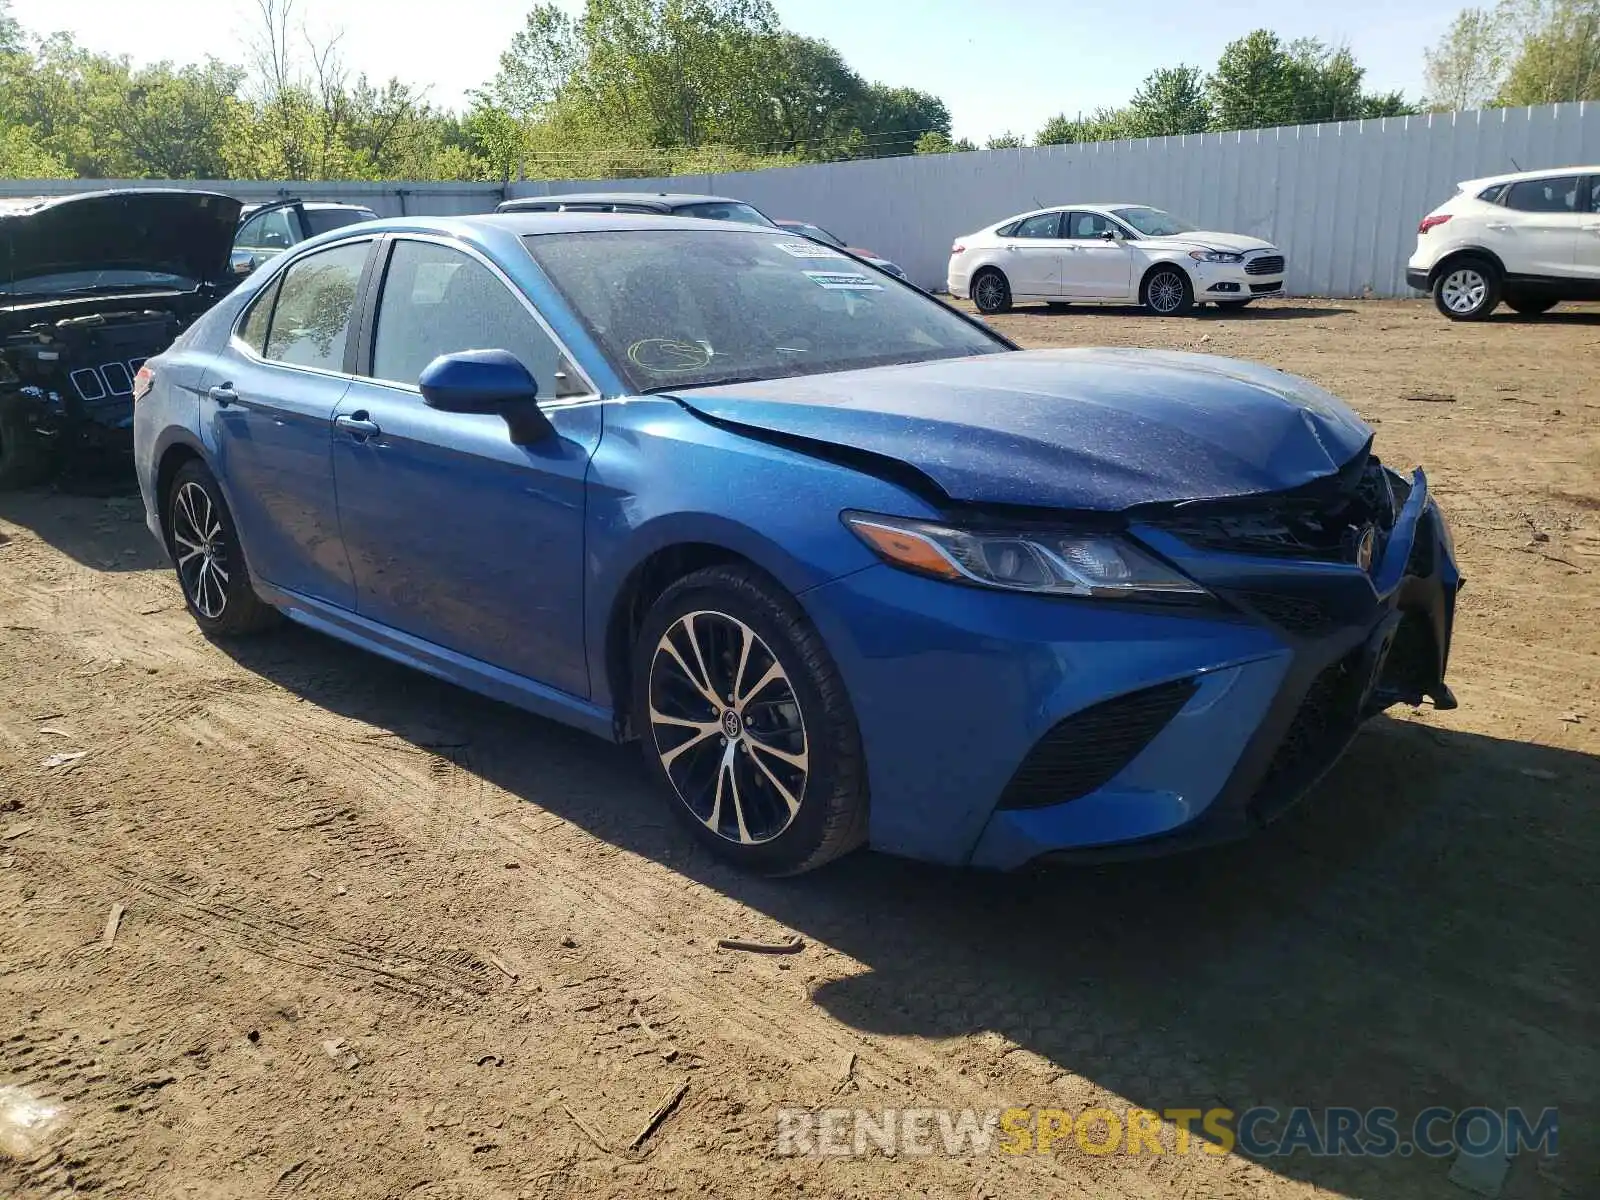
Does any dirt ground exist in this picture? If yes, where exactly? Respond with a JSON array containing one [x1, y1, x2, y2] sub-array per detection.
[[1, 298, 1596, 1200]]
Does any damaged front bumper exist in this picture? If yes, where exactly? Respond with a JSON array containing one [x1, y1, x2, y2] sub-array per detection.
[[1027, 467, 1462, 865]]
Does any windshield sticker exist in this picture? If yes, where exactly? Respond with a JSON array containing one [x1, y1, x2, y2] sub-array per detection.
[[628, 338, 713, 372], [774, 241, 846, 260], [803, 270, 882, 291]]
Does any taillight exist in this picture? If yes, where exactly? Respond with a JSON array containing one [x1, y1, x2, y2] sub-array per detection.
[[132, 364, 154, 402], [951, 243, 966, 255], [1418, 214, 1452, 234]]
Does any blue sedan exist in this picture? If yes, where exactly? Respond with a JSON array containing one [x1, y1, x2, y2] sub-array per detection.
[[132, 213, 1461, 874]]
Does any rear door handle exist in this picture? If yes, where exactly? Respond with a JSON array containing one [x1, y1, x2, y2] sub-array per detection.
[[1486, 222, 1512, 231], [207, 384, 237, 406], [335, 412, 381, 441]]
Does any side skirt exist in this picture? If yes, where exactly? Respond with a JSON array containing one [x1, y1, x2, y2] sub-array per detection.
[[253, 580, 618, 742]]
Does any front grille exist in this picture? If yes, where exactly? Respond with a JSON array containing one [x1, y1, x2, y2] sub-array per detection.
[[1246, 254, 1284, 275], [1159, 454, 1397, 563], [1251, 653, 1363, 820], [1238, 591, 1337, 636], [1250, 281, 1283, 294], [997, 678, 1197, 810]]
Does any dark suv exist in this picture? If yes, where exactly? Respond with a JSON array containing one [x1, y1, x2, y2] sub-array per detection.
[[0, 189, 241, 488]]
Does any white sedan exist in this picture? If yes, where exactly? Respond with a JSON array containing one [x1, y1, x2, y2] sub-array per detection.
[[947, 204, 1286, 315]]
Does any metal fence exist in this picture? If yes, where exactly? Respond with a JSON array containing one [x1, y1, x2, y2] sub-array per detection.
[[5, 101, 1598, 297]]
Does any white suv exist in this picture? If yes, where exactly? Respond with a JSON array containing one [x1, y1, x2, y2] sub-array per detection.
[[1408, 167, 1600, 320], [948, 204, 1285, 316]]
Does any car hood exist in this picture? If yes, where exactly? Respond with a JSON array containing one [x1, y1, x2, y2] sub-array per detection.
[[668, 349, 1371, 511], [0, 189, 243, 295], [1140, 231, 1277, 254]]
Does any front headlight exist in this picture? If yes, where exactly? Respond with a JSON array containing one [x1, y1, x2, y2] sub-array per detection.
[[1189, 250, 1243, 264], [842, 512, 1206, 598]]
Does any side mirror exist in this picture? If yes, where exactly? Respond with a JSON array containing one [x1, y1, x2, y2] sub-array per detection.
[[419, 349, 553, 445], [1100, 229, 1121, 242]]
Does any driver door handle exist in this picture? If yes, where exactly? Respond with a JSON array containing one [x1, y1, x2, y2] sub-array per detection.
[[335, 412, 381, 441], [207, 384, 237, 407]]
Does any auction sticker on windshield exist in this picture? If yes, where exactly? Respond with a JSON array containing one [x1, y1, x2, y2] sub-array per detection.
[[804, 270, 882, 291], [775, 241, 846, 259]]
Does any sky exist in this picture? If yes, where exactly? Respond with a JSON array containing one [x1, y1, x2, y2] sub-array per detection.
[[10, 0, 1469, 143]]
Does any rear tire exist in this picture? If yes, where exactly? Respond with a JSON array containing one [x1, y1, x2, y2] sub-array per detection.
[[1506, 296, 1556, 316], [1141, 266, 1194, 316], [632, 564, 868, 876], [165, 459, 279, 637], [971, 269, 1012, 314], [1433, 257, 1500, 321], [0, 394, 57, 491]]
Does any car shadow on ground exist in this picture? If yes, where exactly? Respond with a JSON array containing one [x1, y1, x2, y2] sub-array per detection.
[[999, 304, 1357, 321], [0, 476, 154, 572], [213, 621, 1596, 1197], [1488, 308, 1600, 325]]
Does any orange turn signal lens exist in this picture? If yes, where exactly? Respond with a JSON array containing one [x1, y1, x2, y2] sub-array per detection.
[[846, 518, 963, 580]]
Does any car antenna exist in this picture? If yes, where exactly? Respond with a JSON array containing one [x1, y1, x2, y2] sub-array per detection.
[[1509, 156, 1521, 171]]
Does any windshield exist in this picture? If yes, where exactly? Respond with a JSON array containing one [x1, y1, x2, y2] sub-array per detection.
[[1, 268, 195, 296], [1110, 206, 1197, 237], [525, 229, 1004, 392], [785, 222, 844, 247], [672, 201, 776, 228]]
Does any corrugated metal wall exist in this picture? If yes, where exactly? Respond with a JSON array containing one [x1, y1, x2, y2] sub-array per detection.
[[5, 102, 1597, 297], [514, 102, 1600, 296]]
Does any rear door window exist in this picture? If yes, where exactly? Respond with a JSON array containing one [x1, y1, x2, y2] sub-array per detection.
[[1010, 212, 1063, 239], [263, 241, 371, 372], [1504, 176, 1582, 213]]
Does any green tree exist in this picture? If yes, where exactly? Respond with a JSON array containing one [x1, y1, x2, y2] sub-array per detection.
[[1425, 6, 1512, 109], [984, 131, 1024, 148], [855, 84, 949, 157], [1035, 107, 1130, 144], [0, 123, 69, 177], [913, 130, 972, 153], [1208, 31, 1414, 129], [1126, 64, 1211, 136], [1498, 0, 1600, 103]]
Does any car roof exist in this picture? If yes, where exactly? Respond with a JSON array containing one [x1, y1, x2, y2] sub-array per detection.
[[498, 191, 751, 211], [239, 199, 377, 214], [1458, 165, 1600, 190], [319, 212, 780, 239], [993, 202, 1150, 222]]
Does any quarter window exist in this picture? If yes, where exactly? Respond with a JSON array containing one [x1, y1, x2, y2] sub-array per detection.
[[1010, 212, 1063, 239], [263, 241, 369, 372], [236, 274, 282, 356], [370, 240, 571, 397], [1503, 176, 1582, 213]]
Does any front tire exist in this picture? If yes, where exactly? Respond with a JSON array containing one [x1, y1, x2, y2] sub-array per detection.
[[1142, 266, 1194, 316], [1433, 258, 1500, 321], [166, 460, 279, 636], [632, 564, 868, 875], [971, 269, 1012, 314], [0, 395, 56, 491]]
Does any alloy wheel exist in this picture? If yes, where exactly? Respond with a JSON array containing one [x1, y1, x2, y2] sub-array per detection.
[[171, 480, 230, 620], [647, 609, 809, 846], [1147, 271, 1186, 314], [973, 274, 1006, 312], [1440, 268, 1488, 315]]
